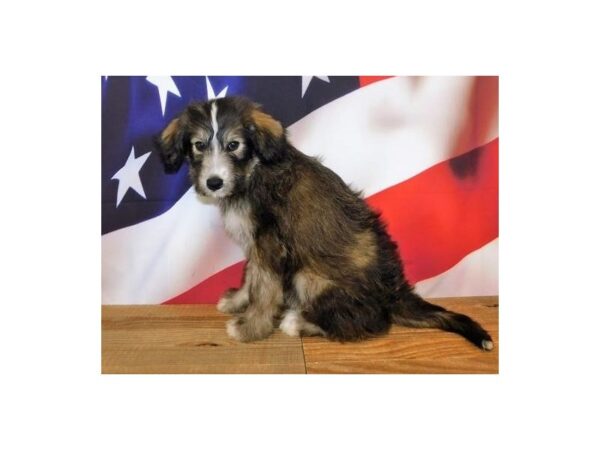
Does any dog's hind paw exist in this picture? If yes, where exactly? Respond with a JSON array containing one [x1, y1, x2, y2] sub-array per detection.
[[279, 310, 301, 337]]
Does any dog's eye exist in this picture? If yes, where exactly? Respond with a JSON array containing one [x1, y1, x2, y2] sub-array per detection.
[[194, 141, 207, 151], [227, 141, 240, 151]]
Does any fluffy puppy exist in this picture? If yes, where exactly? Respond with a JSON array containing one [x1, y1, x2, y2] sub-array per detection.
[[157, 96, 493, 350]]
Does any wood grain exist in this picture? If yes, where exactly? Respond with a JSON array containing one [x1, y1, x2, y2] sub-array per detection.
[[102, 305, 306, 374], [302, 297, 499, 374], [101, 297, 498, 374]]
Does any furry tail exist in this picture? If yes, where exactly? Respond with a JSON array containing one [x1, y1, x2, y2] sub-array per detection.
[[392, 292, 494, 351]]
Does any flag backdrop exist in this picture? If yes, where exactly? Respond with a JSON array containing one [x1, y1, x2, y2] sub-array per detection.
[[101, 76, 498, 305]]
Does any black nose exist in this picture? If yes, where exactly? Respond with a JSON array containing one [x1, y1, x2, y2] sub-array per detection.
[[206, 176, 224, 191]]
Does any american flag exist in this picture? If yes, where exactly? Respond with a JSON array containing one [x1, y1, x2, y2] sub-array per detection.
[[101, 76, 498, 305]]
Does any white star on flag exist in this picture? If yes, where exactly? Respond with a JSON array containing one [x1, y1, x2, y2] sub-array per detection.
[[206, 76, 228, 100], [301, 76, 330, 97], [146, 76, 181, 116], [111, 146, 152, 207]]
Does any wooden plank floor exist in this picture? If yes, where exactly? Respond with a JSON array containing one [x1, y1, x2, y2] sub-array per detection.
[[102, 297, 498, 374], [102, 306, 306, 374], [302, 297, 498, 374]]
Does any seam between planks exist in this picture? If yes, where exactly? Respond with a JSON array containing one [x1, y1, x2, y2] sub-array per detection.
[[300, 337, 308, 374]]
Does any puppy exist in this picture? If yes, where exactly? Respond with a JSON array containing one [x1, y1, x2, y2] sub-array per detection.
[[157, 96, 493, 350]]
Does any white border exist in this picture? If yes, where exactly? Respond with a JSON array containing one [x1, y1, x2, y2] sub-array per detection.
[[3, 1, 599, 449]]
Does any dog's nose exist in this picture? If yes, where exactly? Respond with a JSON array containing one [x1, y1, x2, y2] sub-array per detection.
[[206, 176, 224, 191]]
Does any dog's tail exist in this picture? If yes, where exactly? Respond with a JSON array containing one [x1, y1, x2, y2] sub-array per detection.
[[391, 292, 494, 351]]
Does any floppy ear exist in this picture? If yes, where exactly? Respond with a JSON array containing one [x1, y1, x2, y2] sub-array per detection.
[[156, 117, 186, 173], [246, 109, 286, 163]]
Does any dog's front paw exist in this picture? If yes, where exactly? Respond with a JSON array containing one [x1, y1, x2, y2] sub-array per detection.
[[226, 318, 243, 340], [217, 288, 248, 314], [217, 296, 238, 314], [226, 317, 273, 342]]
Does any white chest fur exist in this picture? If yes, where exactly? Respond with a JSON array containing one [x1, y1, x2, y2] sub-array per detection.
[[221, 203, 254, 252]]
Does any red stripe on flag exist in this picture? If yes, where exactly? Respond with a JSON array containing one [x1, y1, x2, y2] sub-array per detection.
[[367, 138, 498, 284], [163, 138, 498, 304], [359, 76, 393, 87]]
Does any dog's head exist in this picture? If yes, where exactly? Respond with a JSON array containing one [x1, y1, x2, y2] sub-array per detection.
[[156, 96, 287, 199]]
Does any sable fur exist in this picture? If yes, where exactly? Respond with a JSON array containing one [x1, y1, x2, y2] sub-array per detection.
[[156, 96, 493, 350]]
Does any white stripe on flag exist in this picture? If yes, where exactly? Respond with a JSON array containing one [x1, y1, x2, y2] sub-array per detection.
[[102, 77, 498, 304], [102, 193, 244, 304], [289, 76, 498, 197], [415, 239, 499, 298]]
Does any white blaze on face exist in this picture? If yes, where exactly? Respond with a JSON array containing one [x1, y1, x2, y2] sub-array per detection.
[[200, 102, 234, 197], [210, 101, 219, 148]]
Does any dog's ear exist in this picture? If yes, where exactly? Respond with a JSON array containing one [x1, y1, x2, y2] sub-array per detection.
[[245, 108, 286, 163], [155, 116, 187, 173]]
